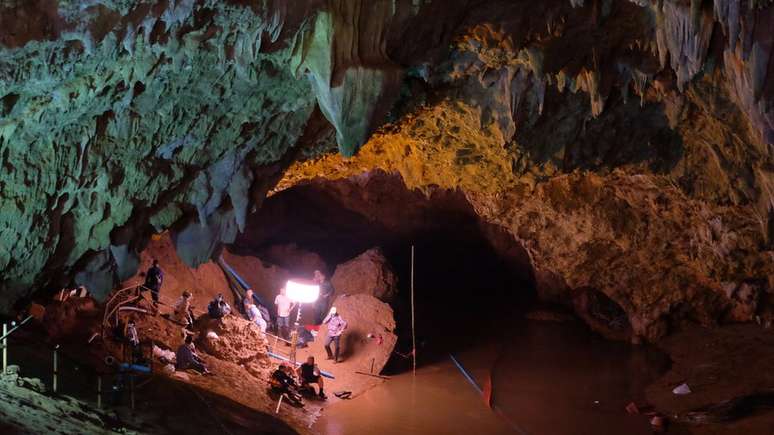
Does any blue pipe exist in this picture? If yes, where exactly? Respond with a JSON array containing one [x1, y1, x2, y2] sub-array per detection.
[[218, 256, 250, 290], [119, 363, 151, 373], [267, 351, 335, 379], [218, 256, 269, 308], [449, 354, 482, 395]]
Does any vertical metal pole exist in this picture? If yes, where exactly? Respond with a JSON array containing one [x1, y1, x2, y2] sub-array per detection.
[[130, 375, 135, 411], [2, 323, 7, 375], [290, 304, 302, 366], [411, 245, 417, 376], [97, 376, 102, 408], [53, 345, 59, 393]]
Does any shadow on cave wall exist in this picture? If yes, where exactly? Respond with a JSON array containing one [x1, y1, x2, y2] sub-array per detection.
[[513, 87, 684, 175]]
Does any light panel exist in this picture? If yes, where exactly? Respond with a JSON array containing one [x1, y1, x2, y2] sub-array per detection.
[[286, 279, 320, 303]]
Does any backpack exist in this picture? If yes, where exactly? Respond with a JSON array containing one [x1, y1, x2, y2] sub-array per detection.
[[207, 300, 223, 319]]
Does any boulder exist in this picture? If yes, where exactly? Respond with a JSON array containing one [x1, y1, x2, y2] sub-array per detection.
[[323, 294, 397, 375], [331, 248, 398, 301]]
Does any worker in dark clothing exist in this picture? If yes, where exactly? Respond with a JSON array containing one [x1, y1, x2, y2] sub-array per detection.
[[144, 259, 164, 305], [125, 319, 142, 363], [313, 270, 334, 325], [176, 335, 210, 374], [297, 356, 326, 399], [271, 365, 303, 406], [207, 293, 231, 319]]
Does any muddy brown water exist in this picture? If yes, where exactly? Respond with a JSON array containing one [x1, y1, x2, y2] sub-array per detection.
[[315, 320, 670, 435], [2, 318, 670, 435]]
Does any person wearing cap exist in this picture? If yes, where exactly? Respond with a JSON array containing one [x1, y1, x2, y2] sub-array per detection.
[[323, 307, 347, 363]]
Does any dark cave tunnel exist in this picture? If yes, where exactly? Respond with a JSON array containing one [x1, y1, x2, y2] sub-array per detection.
[[229, 171, 537, 368]]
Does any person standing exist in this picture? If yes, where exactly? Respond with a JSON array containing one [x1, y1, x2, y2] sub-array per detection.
[[274, 287, 296, 340], [125, 319, 141, 363], [144, 259, 164, 305], [313, 270, 334, 324], [323, 307, 347, 363]]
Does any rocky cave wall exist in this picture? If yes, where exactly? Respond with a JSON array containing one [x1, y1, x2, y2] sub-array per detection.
[[0, 0, 772, 342]]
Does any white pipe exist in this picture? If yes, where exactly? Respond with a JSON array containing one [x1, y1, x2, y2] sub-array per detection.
[[118, 307, 150, 314], [411, 245, 417, 376], [53, 345, 58, 393], [2, 323, 6, 375], [275, 394, 284, 414]]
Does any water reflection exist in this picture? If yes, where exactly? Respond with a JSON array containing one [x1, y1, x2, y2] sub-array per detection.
[[316, 320, 670, 435]]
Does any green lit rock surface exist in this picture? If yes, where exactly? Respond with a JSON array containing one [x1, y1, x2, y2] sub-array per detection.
[[0, 1, 318, 305], [0, 0, 773, 323]]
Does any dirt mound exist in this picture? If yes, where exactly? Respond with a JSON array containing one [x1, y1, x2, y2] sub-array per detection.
[[331, 248, 398, 301], [197, 316, 269, 365], [120, 233, 230, 311]]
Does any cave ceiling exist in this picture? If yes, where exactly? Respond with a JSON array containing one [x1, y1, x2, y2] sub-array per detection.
[[0, 0, 772, 338]]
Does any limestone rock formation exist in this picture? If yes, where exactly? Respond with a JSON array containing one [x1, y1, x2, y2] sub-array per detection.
[[331, 247, 398, 301], [0, 0, 772, 345]]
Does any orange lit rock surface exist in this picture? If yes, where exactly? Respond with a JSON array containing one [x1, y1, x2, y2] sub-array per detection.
[[331, 248, 398, 301]]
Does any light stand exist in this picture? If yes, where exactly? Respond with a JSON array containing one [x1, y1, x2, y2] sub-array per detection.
[[289, 302, 303, 366], [285, 280, 320, 367]]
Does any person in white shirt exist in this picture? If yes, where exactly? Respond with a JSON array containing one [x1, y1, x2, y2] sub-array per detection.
[[274, 287, 296, 340], [246, 301, 268, 333]]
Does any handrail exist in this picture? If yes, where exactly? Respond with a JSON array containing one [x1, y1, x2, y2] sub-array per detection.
[[0, 316, 34, 343]]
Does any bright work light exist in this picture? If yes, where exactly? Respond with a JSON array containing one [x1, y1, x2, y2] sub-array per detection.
[[286, 279, 320, 304]]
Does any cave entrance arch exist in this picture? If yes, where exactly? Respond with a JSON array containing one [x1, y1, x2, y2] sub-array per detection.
[[229, 171, 537, 368]]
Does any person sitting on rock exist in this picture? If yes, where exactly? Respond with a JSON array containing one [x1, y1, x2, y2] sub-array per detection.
[[176, 335, 210, 374], [243, 289, 256, 313], [271, 364, 299, 394], [207, 293, 231, 319], [297, 356, 326, 399], [172, 291, 195, 328], [144, 259, 164, 306], [245, 300, 268, 333], [323, 307, 348, 363]]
